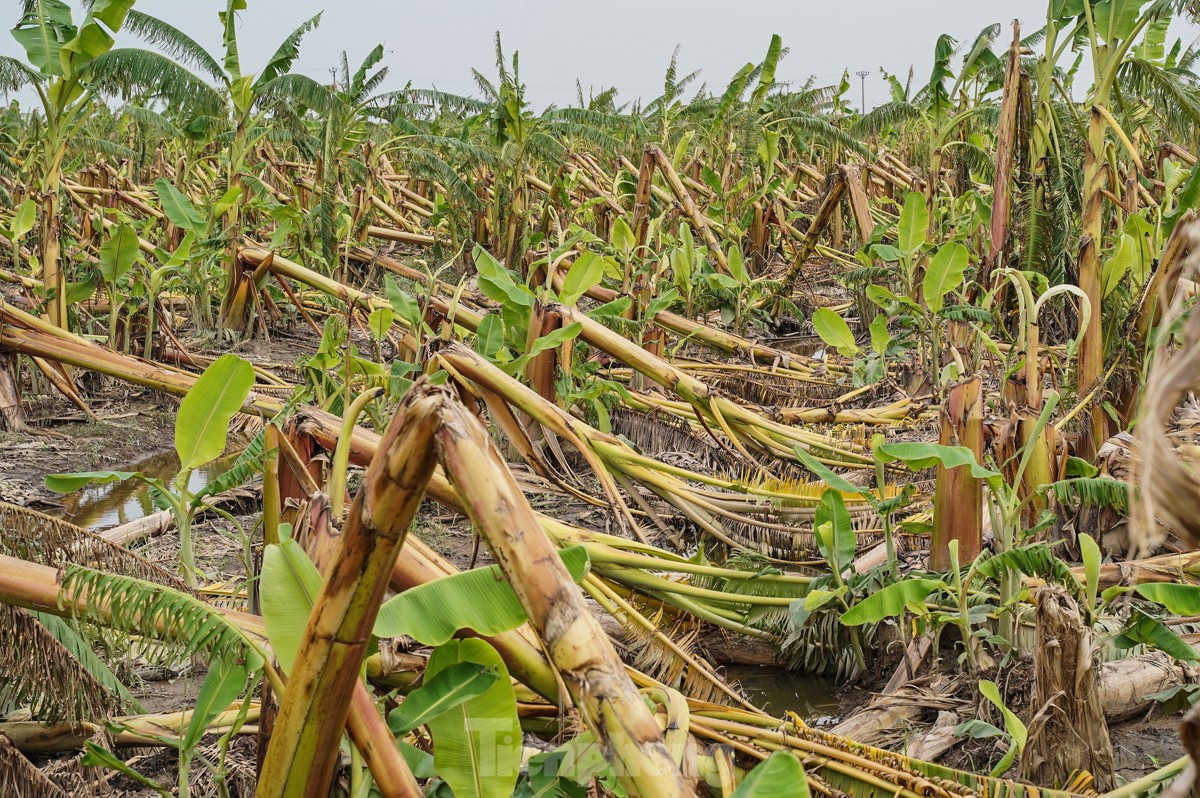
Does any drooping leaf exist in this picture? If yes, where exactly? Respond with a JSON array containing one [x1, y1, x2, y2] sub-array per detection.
[[793, 447, 865, 496], [45, 470, 140, 494], [175, 354, 255, 471], [12, 0, 74, 77], [876, 442, 1002, 489], [385, 274, 423, 331], [955, 719, 1007, 741], [587, 297, 631, 319], [975, 543, 1079, 588], [212, 187, 242, 221], [527, 322, 583, 358], [646, 288, 679, 320], [1101, 232, 1140, 298], [9, 199, 36, 242], [840, 578, 944, 626], [90, 0, 136, 32], [426, 639, 521, 798], [154, 178, 204, 232], [374, 547, 590, 645], [81, 743, 170, 797], [1116, 609, 1199, 662], [1095, 0, 1153, 43], [1136, 583, 1200, 615], [66, 277, 98, 305], [524, 731, 609, 795]]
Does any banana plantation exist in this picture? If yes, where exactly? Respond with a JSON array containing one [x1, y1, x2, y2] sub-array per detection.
[[7, 0, 1200, 795]]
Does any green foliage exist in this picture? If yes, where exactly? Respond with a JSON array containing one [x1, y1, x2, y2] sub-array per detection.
[[260, 537, 322, 673], [155, 178, 204, 232], [98, 223, 139, 284], [175, 354, 255, 471], [897, 191, 928, 254], [374, 547, 590, 645], [183, 653, 250, 750], [923, 242, 970, 314], [876, 442, 1002, 488], [559, 252, 606, 306], [840, 578, 944, 626], [1135, 583, 1200, 615], [425, 639, 522, 798], [811, 307, 858, 356], [7, 199, 36, 241], [733, 751, 810, 797], [814, 490, 855, 574], [59, 564, 263, 667], [82, 743, 171, 797], [977, 679, 1027, 776], [388, 661, 499, 735], [1116, 610, 1199, 662]]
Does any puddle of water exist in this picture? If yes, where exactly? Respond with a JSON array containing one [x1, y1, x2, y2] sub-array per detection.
[[765, 336, 827, 358], [52, 449, 239, 530], [724, 664, 840, 723]]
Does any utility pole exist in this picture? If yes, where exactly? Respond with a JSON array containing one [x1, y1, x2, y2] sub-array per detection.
[[856, 70, 870, 113]]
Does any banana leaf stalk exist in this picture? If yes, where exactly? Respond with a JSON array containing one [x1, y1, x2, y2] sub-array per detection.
[[255, 245, 868, 468], [437, 342, 874, 561]]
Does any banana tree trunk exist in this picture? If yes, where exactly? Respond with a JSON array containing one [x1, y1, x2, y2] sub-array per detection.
[[435, 396, 694, 798], [651, 147, 729, 275], [985, 21, 1022, 288], [256, 388, 441, 798], [930, 376, 983, 570], [630, 146, 656, 261], [925, 148, 942, 241], [777, 173, 846, 299], [1077, 107, 1109, 458], [0, 355, 25, 431], [220, 123, 252, 333], [42, 192, 66, 331]]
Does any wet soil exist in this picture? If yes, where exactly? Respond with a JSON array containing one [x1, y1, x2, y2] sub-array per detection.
[[0, 396, 176, 510]]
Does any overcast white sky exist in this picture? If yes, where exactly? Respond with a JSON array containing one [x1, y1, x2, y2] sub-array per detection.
[[4, 1, 1200, 110]]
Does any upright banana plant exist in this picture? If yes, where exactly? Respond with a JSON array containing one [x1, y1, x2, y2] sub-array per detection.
[[1063, 0, 1173, 455], [112, 1, 329, 332], [3, 0, 141, 329], [857, 24, 1002, 235]]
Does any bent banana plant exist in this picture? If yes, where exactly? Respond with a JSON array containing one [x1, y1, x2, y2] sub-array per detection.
[[258, 379, 692, 798]]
